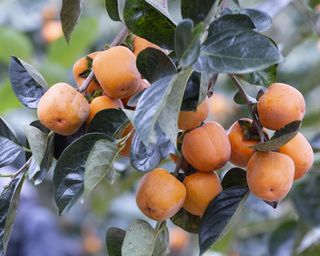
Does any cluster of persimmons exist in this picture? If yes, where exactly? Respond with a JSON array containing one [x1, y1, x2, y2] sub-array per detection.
[[36, 34, 314, 223]]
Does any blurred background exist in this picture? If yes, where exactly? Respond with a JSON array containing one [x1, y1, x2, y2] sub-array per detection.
[[0, 0, 320, 255]]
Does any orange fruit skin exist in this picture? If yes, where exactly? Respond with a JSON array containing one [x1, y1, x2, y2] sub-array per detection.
[[279, 132, 314, 180], [41, 20, 63, 43], [169, 227, 189, 252], [73, 52, 101, 94], [136, 168, 186, 221], [257, 83, 306, 130], [228, 118, 261, 167], [87, 95, 123, 123], [121, 79, 150, 106], [119, 124, 134, 157], [247, 151, 295, 201], [37, 83, 90, 135], [183, 172, 222, 216], [182, 121, 231, 172], [133, 36, 162, 56], [178, 97, 209, 131], [92, 46, 141, 99]]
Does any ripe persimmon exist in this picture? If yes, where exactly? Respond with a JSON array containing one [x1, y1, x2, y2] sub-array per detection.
[[183, 172, 222, 216], [136, 168, 186, 221], [92, 46, 140, 99], [37, 83, 90, 135], [247, 151, 295, 201], [133, 35, 162, 56], [121, 79, 150, 107], [257, 83, 305, 130], [182, 121, 231, 172]]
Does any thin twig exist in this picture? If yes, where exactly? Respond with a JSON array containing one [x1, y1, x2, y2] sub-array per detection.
[[0, 157, 32, 179], [229, 75, 265, 142], [78, 25, 129, 93]]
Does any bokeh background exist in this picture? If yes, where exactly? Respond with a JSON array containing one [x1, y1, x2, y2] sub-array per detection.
[[0, 0, 320, 255]]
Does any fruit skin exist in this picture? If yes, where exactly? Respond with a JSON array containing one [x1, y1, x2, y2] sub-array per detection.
[[133, 35, 162, 56], [279, 132, 314, 180], [228, 118, 261, 167], [92, 46, 141, 99], [136, 168, 186, 221], [87, 95, 123, 123], [37, 83, 90, 136], [183, 172, 222, 216], [121, 79, 150, 107], [119, 124, 134, 157], [257, 83, 306, 130], [182, 121, 231, 172], [178, 97, 209, 131], [73, 52, 101, 94], [247, 151, 295, 201]]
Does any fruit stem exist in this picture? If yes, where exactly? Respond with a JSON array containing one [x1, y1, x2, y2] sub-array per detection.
[[229, 75, 266, 142], [78, 25, 129, 93]]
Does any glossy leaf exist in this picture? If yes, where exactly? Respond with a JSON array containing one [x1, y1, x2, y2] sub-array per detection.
[[0, 174, 25, 256], [181, 0, 217, 24], [53, 133, 110, 214], [221, 168, 247, 189], [199, 186, 249, 255], [171, 208, 201, 233], [194, 29, 283, 74], [60, 0, 83, 43], [8, 57, 47, 108], [106, 227, 126, 256], [251, 121, 301, 151], [136, 48, 177, 83], [243, 9, 272, 32], [105, 0, 121, 21], [238, 64, 277, 86], [124, 0, 176, 49]]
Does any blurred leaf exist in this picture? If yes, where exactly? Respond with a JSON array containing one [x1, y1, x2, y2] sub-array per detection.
[[221, 168, 247, 189], [311, 134, 320, 152], [53, 133, 110, 214], [130, 124, 175, 172], [181, 0, 217, 24], [0, 174, 25, 256], [60, 0, 83, 43], [0, 27, 33, 63], [124, 0, 176, 49], [181, 71, 201, 111], [0, 80, 21, 115], [194, 29, 283, 74], [171, 208, 201, 233], [208, 14, 255, 34], [8, 57, 47, 109], [133, 68, 193, 147], [199, 186, 249, 255], [136, 48, 177, 83], [105, 0, 121, 21], [106, 227, 126, 256], [238, 64, 277, 86], [251, 121, 301, 151], [84, 138, 119, 196], [122, 220, 169, 256]]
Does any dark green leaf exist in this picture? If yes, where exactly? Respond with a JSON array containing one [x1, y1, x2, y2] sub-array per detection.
[[171, 208, 201, 233], [194, 29, 283, 74], [105, 0, 121, 21], [8, 57, 47, 108], [181, 0, 217, 24], [106, 227, 126, 256], [124, 0, 176, 49], [199, 186, 249, 255], [233, 91, 246, 105], [238, 64, 277, 86], [53, 133, 110, 214], [243, 9, 272, 32], [181, 72, 201, 111], [221, 168, 247, 189], [136, 48, 177, 83], [60, 0, 83, 43], [87, 109, 129, 137], [251, 121, 301, 151], [0, 174, 25, 256]]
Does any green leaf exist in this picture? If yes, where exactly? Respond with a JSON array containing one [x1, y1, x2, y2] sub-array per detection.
[[181, 72, 201, 111], [60, 0, 83, 43], [238, 64, 277, 86], [133, 67, 193, 146], [170, 208, 201, 233], [194, 29, 283, 74], [106, 227, 126, 256], [8, 57, 47, 109], [199, 186, 249, 255], [121, 220, 169, 256], [53, 133, 110, 214], [0, 117, 23, 168], [84, 138, 119, 196], [105, 0, 121, 21], [0, 174, 25, 256], [181, 0, 217, 24], [242, 9, 272, 32], [221, 168, 247, 189], [124, 0, 176, 49], [251, 121, 301, 151], [136, 48, 177, 83]]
